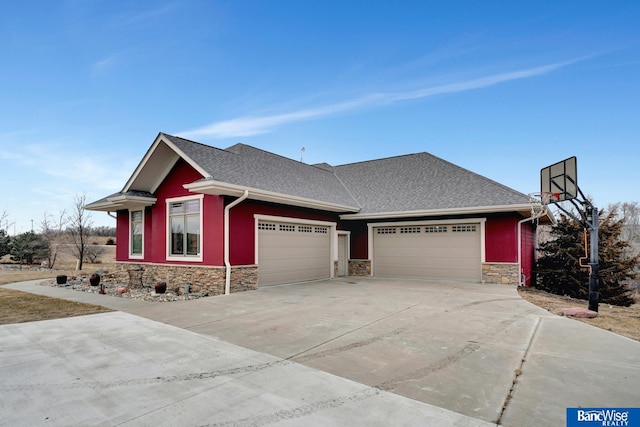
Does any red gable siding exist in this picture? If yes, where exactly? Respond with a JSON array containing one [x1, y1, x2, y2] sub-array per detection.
[[116, 159, 225, 266]]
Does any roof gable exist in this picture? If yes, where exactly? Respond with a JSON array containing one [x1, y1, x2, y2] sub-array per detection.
[[123, 133, 211, 194]]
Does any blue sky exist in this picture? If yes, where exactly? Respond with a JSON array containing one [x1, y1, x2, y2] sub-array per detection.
[[1, 1, 639, 234]]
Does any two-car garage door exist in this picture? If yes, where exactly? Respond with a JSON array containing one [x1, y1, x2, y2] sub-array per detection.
[[257, 220, 331, 286], [256, 218, 481, 285], [373, 223, 481, 282]]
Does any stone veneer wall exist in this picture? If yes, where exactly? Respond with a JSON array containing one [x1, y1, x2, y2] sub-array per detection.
[[482, 263, 520, 285], [349, 259, 371, 277], [115, 263, 258, 296]]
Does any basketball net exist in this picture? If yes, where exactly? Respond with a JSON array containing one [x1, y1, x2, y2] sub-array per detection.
[[527, 192, 559, 222]]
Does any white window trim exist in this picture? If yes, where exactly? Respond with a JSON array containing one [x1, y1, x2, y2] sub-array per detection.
[[367, 218, 487, 277], [166, 194, 204, 262], [129, 209, 144, 259], [254, 214, 336, 279]]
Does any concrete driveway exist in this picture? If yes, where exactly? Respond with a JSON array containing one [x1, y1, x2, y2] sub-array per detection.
[[3, 278, 640, 426]]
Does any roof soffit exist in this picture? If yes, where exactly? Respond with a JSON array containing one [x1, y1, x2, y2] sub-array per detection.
[[123, 133, 209, 194]]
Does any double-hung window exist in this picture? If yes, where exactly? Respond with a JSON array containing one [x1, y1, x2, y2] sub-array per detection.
[[130, 210, 144, 258], [167, 197, 202, 260]]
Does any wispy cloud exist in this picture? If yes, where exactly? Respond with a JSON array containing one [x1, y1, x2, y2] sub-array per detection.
[[179, 57, 587, 140], [90, 52, 126, 76], [112, 4, 177, 27]]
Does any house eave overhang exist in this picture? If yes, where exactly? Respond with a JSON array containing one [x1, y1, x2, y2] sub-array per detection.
[[339, 203, 553, 221], [84, 195, 157, 212], [123, 133, 211, 194], [184, 179, 358, 213]]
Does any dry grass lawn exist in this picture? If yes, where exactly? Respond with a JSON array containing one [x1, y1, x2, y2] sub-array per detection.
[[519, 287, 640, 342], [0, 241, 116, 324], [0, 288, 112, 324]]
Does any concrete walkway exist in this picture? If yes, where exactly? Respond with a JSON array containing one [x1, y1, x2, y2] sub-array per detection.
[[3, 278, 640, 426]]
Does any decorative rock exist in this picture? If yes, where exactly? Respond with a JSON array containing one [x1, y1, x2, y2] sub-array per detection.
[[561, 307, 598, 318], [116, 287, 129, 294]]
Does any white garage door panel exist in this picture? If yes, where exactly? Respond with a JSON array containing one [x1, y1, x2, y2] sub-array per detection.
[[258, 222, 331, 286], [374, 224, 480, 281]]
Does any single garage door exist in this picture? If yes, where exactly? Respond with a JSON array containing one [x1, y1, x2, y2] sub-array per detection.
[[373, 223, 481, 282], [258, 220, 331, 286]]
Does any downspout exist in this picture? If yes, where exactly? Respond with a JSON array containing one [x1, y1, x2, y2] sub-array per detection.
[[107, 212, 117, 219], [225, 190, 249, 295], [517, 207, 548, 286]]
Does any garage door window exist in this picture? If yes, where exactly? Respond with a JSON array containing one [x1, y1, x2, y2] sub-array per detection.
[[377, 227, 396, 234], [425, 226, 447, 233], [400, 226, 421, 234], [452, 225, 477, 232]]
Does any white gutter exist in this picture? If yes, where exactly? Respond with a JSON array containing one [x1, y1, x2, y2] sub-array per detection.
[[224, 190, 249, 295], [517, 205, 550, 286], [340, 204, 533, 220], [184, 179, 358, 213]]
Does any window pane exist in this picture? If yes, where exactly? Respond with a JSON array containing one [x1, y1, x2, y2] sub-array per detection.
[[186, 215, 200, 255], [170, 202, 184, 215], [171, 217, 184, 255], [131, 223, 143, 254], [130, 210, 143, 255], [131, 234, 143, 254], [185, 200, 200, 213]]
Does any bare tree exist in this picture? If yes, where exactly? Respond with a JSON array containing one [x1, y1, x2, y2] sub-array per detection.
[[1, 210, 8, 232], [610, 202, 640, 257], [39, 210, 67, 269], [66, 194, 93, 270]]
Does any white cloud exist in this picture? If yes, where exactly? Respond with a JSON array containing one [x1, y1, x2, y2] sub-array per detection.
[[179, 58, 586, 140]]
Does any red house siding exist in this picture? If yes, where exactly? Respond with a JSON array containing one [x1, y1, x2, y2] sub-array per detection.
[[115, 211, 130, 261], [116, 159, 225, 266], [520, 222, 536, 286], [484, 215, 519, 263], [228, 199, 342, 265]]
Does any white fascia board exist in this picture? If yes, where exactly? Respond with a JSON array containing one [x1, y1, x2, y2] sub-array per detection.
[[84, 200, 125, 212], [123, 133, 165, 193], [108, 195, 157, 205], [160, 135, 211, 179], [123, 133, 210, 193], [86, 195, 156, 212], [184, 180, 359, 213], [340, 204, 535, 220]]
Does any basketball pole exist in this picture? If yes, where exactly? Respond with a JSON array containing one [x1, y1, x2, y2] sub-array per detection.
[[550, 186, 600, 313], [587, 205, 599, 312]]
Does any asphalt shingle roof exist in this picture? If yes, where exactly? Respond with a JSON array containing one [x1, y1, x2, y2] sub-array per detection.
[[163, 134, 359, 208], [333, 152, 530, 213], [158, 133, 530, 214]]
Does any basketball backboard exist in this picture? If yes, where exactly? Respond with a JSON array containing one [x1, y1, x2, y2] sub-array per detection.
[[540, 156, 578, 202]]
